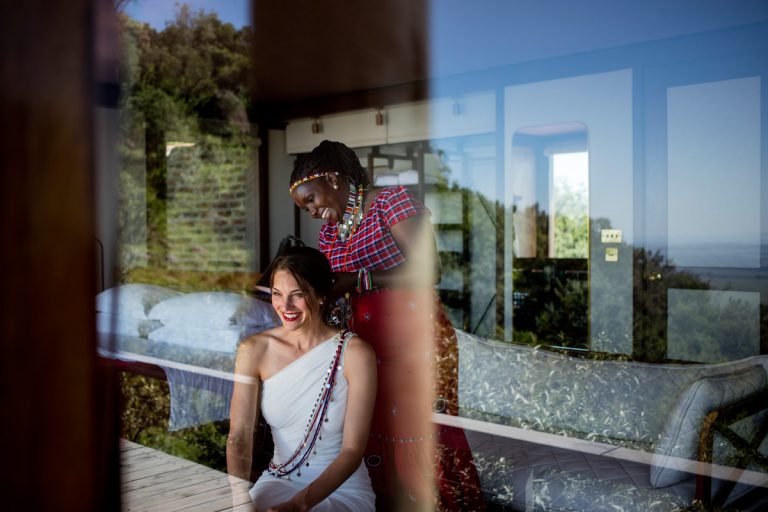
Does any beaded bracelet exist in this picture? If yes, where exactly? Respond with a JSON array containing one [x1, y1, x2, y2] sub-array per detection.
[[356, 268, 373, 293]]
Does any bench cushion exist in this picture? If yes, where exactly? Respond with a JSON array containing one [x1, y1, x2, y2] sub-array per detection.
[[650, 365, 767, 488]]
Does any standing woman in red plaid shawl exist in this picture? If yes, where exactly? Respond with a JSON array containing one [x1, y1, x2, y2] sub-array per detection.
[[290, 140, 484, 511]]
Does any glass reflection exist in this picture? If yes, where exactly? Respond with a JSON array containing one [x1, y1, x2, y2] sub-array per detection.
[[511, 124, 589, 348], [105, 3, 258, 482], [667, 76, 761, 269], [103, 2, 768, 510], [667, 289, 760, 363]]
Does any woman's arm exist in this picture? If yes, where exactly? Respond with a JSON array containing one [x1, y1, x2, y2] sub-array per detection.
[[267, 336, 377, 512], [384, 213, 442, 286], [227, 337, 264, 483]]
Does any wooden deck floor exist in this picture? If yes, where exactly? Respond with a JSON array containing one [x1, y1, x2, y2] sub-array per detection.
[[121, 440, 253, 512]]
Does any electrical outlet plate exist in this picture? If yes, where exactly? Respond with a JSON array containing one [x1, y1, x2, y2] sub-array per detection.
[[601, 229, 622, 244], [605, 247, 619, 262]]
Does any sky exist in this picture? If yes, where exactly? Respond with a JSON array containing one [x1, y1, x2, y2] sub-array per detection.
[[125, 0, 250, 29]]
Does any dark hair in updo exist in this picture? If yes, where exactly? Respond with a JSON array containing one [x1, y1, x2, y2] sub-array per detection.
[[291, 140, 370, 189], [270, 246, 334, 318]]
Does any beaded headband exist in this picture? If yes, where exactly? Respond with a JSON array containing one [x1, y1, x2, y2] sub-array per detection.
[[289, 172, 334, 193]]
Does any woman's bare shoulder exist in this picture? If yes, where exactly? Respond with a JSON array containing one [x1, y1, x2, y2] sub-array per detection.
[[344, 334, 376, 363], [239, 327, 276, 350], [235, 327, 284, 376]]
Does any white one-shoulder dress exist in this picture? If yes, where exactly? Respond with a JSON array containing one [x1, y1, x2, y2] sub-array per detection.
[[249, 332, 375, 512]]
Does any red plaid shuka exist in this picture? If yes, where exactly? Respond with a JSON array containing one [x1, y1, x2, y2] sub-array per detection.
[[319, 185, 485, 510], [319, 186, 427, 272]]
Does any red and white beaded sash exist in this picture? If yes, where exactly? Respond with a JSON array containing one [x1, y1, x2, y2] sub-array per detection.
[[267, 329, 351, 478]]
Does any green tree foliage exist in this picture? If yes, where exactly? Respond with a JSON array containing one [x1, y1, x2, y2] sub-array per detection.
[[432, 146, 759, 361], [429, 142, 591, 346], [120, 5, 252, 132], [552, 180, 589, 259], [116, 4, 255, 467], [116, 4, 255, 271], [120, 373, 229, 471]]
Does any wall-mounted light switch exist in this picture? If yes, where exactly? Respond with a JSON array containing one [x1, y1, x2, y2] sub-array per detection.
[[601, 229, 622, 244], [605, 247, 619, 262]]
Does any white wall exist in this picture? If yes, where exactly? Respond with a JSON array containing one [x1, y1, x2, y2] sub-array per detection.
[[268, 129, 298, 256]]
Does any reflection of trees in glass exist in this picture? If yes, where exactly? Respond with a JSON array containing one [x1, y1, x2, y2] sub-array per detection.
[[121, 373, 228, 471], [115, 4, 256, 469], [630, 246, 707, 361], [430, 145, 590, 347], [513, 267, 589, 348], [506, 203, 589, 348], [632, 247, 766, 363], [120, 5, 252, 124], [117, 5, 254, 273], [164, 136, 254, 271], [427, 144, 499, 335], [667, 290, 760, 363], [552, 180, 589, 258], [429, 157, 763, 361]]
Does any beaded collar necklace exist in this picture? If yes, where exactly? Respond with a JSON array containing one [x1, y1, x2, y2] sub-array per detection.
[[267, 330, 349, 479], [336, 183, 365, 243]]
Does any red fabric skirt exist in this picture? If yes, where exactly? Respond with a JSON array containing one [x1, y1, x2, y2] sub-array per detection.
[[351, 288, 484, 511]]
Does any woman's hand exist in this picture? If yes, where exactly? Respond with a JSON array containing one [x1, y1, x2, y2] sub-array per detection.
[[266, 489, 310, 512], [266, 502, 307, 512]]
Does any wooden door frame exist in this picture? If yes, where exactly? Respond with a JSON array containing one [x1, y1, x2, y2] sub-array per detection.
[[0, 1, 120, 509]]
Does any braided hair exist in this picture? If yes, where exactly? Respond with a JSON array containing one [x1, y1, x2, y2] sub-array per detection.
[[291, 140, 370, 189]]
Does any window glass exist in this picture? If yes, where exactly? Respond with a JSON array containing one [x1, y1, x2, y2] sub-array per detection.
[[104, 1, 256, 482], [104, 3, 768, 511], [667, 288, 760, 363], [550, 151, 589, 259], [510, 125, 590, 348], [667, 76, 761, 268]]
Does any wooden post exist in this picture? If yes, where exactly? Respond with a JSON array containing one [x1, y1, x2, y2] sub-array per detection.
[[0, 0, 120, 509]]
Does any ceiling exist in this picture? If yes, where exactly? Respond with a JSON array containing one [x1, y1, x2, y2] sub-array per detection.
[[250, 0, 768, 121]]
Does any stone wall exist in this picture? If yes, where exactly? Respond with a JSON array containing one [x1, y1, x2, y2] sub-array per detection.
[[165, 139, 256, 272]]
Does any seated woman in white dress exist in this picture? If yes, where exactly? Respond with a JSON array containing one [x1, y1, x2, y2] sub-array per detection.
[[227, 246, 377, 512]]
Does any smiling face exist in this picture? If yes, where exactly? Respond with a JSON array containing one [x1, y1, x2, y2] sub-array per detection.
[[290, 174, 348, 225], [271, 269, 322, 331]]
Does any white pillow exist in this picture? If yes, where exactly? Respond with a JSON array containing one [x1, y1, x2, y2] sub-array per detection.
[[96, 312, 143, 337], [148, 324, 241, 353], [95, 284, 181, 319], [148, 291, 277, 330], [242, 297, 280, 327]]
